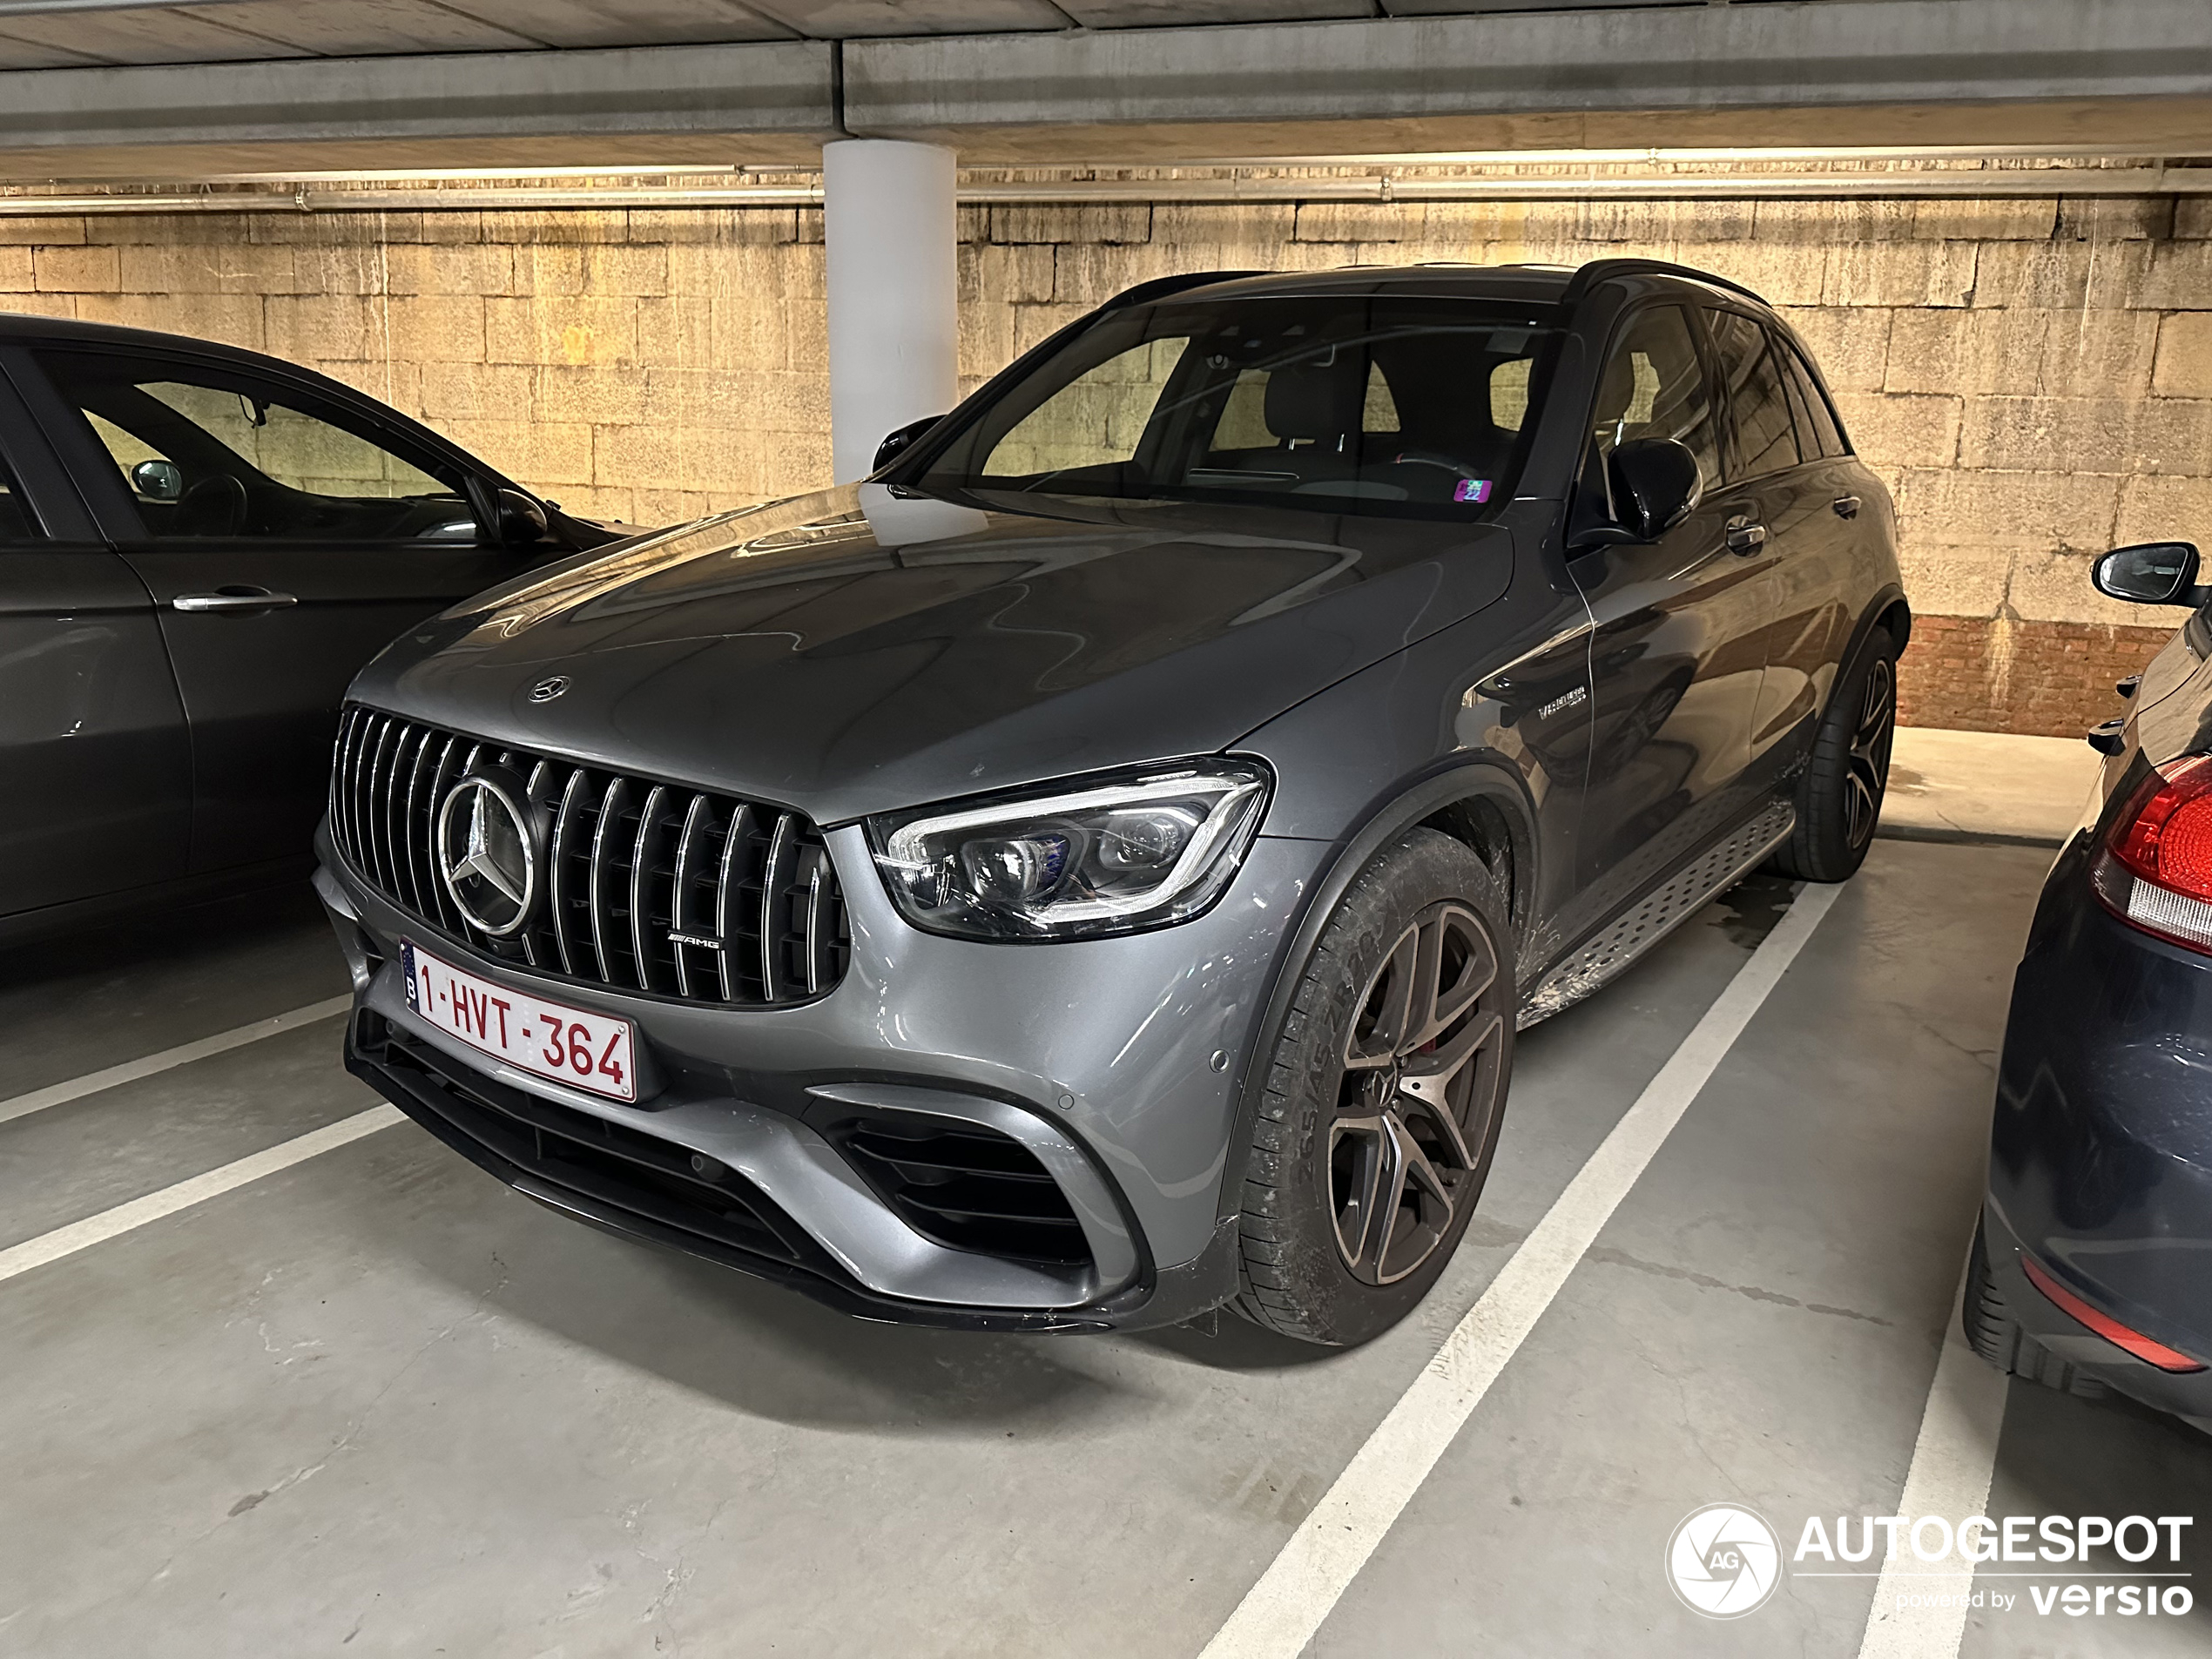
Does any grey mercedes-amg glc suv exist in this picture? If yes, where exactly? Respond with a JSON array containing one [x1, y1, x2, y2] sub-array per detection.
[[317, 259, 1907, 1345]]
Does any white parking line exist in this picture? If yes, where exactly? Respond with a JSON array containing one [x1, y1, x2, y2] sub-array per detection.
[[1199, 880, 1844, 1659], [1855, 1251, 2010, 1659], [0, 1104, 403, 1286], [0, 995, 354, 1129]]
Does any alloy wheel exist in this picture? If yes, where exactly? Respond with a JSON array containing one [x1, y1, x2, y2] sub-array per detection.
[[1330, 901, 1510, 1285], [1844, 657, 1895, 851]]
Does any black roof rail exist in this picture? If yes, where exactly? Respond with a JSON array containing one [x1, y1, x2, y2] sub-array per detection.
[[1100, 269, 1269, 310], [1556, 257, 1769, 309]]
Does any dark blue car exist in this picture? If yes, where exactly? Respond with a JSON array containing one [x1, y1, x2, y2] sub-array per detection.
[[1971, 537, 2212, 1430]]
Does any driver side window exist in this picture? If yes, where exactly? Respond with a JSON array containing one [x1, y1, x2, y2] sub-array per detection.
[[1583, 306, 1723, 518], [37, 351, 476, 543]]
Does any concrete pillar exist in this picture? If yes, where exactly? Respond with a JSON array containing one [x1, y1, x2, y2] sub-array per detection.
[[822, 138, 959, 484]]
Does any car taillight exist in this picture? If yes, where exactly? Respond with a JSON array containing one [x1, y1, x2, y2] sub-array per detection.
[[2091, 753, 2212, 954]]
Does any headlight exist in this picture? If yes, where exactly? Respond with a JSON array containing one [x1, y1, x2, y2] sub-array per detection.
[[867, 759, 1271, 941]]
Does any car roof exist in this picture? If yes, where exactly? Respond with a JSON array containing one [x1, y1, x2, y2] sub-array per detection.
[[1127, 259, 1770, 314]]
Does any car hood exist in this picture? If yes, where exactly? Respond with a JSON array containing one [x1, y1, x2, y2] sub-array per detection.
[[353, 482, 1517, 825]]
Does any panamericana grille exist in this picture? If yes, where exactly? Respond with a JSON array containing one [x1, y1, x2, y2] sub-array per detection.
[[330, 705, 848, 1007]]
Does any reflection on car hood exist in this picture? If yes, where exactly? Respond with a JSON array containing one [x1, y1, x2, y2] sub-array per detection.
[[354, 483, 1517, 824]]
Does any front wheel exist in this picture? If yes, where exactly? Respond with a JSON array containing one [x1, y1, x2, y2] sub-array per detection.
[[1770, 625, 1896, 882], [1231, 829, 1516, 1346]]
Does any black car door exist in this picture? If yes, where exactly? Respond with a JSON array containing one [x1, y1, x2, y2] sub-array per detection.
[[0, 364, 192, 920], [22, 345, 540, 877], [1568, 301, 1777, 920]]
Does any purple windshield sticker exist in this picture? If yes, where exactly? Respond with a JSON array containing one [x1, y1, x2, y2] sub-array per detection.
[[1454, 477, 1494, 503]]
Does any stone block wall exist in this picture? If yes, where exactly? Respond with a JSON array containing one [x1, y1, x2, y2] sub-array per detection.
[[6, 185, 2210, 735]]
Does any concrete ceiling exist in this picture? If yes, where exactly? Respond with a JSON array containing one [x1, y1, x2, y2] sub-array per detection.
[[0, 0, 2207, 180], [0, 1, 1683, 69]]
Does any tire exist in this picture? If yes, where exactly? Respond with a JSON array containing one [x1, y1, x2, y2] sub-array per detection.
[[1962, 1214, 2111, 1399], [1231, 829, 1517, 1346], [1770, 625, 1897, 882]]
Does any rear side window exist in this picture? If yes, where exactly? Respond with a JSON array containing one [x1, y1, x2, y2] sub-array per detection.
[[1708, 310, 1802, 483], [0, 452, 41, 543], [37, 350, 476, 544], [1778, 339, 1850, 459]]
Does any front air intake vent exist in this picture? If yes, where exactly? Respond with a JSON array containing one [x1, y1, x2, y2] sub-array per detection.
[[329, 705, 848, 1007], [833, 1118, 1092, 1267]]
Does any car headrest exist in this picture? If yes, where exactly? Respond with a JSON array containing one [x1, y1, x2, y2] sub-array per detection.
[[1264, 350, 1366, 440]]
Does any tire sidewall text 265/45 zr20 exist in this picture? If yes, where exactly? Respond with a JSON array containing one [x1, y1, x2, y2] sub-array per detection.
[[1232, 829, 1517, 1345]]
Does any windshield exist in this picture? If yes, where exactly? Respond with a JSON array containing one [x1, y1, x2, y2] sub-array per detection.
[[913, 293, 1557, 519]]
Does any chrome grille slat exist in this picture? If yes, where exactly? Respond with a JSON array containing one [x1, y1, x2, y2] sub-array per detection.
[[588, 776, 631, 986], [759, 812, 797, 1004], [713, 802, 755, 1003], [629, 784, 667, 993], [329, 705, 840, 1008], [549, 765, 591, 976], [670, 792, 711, 999]]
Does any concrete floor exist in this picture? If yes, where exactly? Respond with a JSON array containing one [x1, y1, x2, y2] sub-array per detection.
[[1, 841, 2207, 1656]]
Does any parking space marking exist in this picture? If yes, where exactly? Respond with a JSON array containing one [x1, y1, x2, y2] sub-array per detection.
[[1856, 1251, 2010, 1659], [1199, 880, 1844, 1659], [0, 1104, 401, 1287], [0, 995, 354, 1129]]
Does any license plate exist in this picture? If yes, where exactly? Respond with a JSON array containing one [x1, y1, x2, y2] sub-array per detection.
[[401, 940, 637, 1103]]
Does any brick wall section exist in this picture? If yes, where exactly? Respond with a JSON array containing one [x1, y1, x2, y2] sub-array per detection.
[[1895, 614, 2172, 736], [5, 185, 2211, 733]]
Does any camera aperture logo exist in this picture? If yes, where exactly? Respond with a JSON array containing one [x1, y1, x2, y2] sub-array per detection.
[[1668, 1504, 1782, 1618]]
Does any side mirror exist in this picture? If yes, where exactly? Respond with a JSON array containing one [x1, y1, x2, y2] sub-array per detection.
[[132, 458, 184, 502], [1607, 437, 1703, 541], [493, 488, 549, 549], [2094, 542, 2201, 607], [873, 414, 945, 475]]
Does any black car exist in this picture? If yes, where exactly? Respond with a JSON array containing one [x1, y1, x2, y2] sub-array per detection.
[[1970, 539, 2212, 1428], [0, 314, 619, 943], [318, 258, 1911, 1343]]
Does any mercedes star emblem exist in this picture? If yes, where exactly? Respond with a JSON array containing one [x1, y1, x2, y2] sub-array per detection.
[[528, 676, 570, 704], [435, 772, 537, 936]]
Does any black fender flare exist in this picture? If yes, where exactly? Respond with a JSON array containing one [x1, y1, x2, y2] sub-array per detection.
[[1833, 583, 1912, 726], [1211, 758, 1539, 1229]]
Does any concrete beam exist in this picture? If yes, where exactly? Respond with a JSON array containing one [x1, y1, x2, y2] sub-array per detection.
[[845, 0, 2212, 160], [0, 40, 838, 179]]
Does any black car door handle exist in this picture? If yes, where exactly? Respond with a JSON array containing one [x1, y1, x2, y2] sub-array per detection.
[[1831, 496, 1861, 519], [1724, 520, 1768, 555], [172, 588, 298, 614]]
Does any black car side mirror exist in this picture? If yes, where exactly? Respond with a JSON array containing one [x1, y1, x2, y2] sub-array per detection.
[[132, 458, 184, 502], [873, 415, 945, 475], [2094, 542, 2202, 607], [493, 488, 550, 549], [1607, 438, 1703, 541]]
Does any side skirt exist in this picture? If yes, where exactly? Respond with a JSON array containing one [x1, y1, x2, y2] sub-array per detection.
[[1517, 799, 1797, 1029]]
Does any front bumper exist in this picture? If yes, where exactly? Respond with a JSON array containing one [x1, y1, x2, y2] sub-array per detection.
[[317, 819, 1324, 1332], [1985, 837, 2212, 1419]]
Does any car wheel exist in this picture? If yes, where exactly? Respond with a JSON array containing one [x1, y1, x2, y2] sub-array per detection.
[[1962, 1214, 2111, 1399], [1231, 829, 1516, 1346], [1770, 625, 1897, 882]]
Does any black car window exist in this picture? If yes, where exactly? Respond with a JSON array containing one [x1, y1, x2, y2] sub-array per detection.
[[0, 451, 41, 543], [1779, 339, 1851, 459], [1708, 310, 1802, 483], [36, 351, 478, 544], [916, 294, 1558, 520], [1580, 304, 1723, 520]]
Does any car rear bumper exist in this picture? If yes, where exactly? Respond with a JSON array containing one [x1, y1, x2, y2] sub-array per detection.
[[1985, 838, 2212, 1418], [315, 818, 1325, 1331]]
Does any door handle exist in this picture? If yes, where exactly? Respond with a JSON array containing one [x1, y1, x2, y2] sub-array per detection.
[[1831, 495, 1861, 519], [172, 588, 298, 614], [1724, 519, 1768, 555]]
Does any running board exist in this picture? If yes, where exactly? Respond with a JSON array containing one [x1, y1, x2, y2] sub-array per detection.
[[1518, 800, 1797, 1030]]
